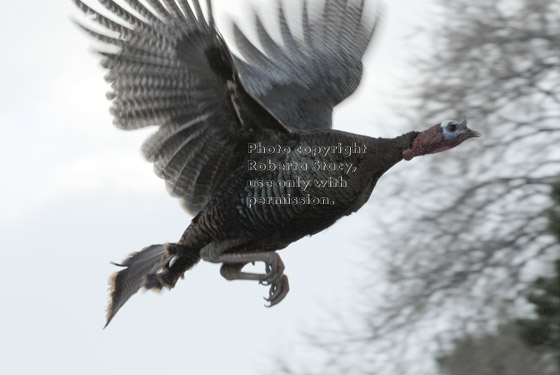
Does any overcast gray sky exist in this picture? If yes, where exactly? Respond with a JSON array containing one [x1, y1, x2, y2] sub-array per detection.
[[0, 1, 432, 374]]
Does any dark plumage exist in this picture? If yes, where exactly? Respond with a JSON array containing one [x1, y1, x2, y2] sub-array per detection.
[[73, 0, 480, 327]]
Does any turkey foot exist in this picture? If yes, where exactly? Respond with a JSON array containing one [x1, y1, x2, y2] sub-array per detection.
[[260, 254, 285, 285], [212, 252, 290, 305], [264, 274, 290, 307]]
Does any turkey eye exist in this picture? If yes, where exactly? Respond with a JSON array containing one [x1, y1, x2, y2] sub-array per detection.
[[446, 124, 457, 132]]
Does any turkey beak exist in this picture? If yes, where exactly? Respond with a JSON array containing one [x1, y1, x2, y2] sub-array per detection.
[[466, 128, 482, 138], [460, 119, 481, 138]]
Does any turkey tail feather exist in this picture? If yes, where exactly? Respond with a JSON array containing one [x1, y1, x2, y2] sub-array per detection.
[[105, 243, 199, 327]]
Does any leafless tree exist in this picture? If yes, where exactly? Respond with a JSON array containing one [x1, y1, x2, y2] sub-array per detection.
[[436, 323, 557, 375], [275, 0, 560, 373], [372, 0, 560, 339]]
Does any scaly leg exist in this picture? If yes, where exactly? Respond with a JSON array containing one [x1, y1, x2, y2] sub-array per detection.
[[203, 251, 290, 306]]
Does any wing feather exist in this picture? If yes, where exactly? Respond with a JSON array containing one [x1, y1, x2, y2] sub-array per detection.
[[144, 0, 171, 18], [76, 0, 291, 215], [121, 0, 161, 23], [277, 2, 304, 60], [233, 0, 380, 130]]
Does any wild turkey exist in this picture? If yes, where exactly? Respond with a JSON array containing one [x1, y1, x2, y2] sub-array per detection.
[[73, 0, 480, 327]]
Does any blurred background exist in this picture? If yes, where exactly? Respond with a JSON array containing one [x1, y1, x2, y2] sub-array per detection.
[[1, 0, 558, 374]]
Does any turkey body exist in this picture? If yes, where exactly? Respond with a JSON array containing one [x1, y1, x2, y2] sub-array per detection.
[[73, 0, 478, 326], [181, 130, 416, 254]]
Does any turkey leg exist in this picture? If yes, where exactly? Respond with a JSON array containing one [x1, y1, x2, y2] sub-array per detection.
[[202, 250, 290, 306]]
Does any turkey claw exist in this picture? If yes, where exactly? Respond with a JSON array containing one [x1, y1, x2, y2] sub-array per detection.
[[262, 255, 285, 285], [264, 275, 290, 307]]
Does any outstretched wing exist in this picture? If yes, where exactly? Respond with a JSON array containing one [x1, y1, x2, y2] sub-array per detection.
[[233, 0, 379, 130], [74, 0, 290, 215]]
